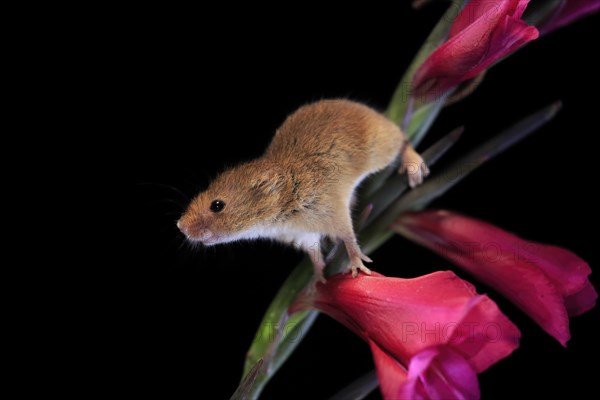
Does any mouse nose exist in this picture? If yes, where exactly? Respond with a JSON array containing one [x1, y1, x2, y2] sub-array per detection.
[[177, 219, 193, 237], [177, 219, 187, 234], [177, 219, 214, 242]]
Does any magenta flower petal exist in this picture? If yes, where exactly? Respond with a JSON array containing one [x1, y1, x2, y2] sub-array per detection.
[[290, 271, 519, 399], [450, 0, 516, 37], [367, 339, 408, 399], [516, 241, 598, 315], [397, 346, 480, 400], [413, 0, 538, 100], [565, 280, 598, 316], [394, 210, 597, 346]]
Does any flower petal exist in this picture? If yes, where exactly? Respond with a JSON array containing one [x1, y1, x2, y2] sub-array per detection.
[[398, 346, 480, 400], [393, 210, 597, 345], [443, 295, 520, 372], [450, 0, 519, 37], [565, 280, 598, 317], [368, 338, 408, 400]]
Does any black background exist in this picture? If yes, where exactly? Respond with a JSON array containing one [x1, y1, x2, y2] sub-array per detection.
[[131, 3, 599, 399]]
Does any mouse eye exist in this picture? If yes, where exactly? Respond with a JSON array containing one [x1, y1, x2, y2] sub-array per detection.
[[210, 199, 226, 213]]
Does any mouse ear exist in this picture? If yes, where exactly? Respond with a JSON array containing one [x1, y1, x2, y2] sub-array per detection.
[[250, 165, 285, 195]]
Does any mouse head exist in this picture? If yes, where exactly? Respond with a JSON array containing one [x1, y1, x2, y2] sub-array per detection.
[[177, 161, 289, 245]]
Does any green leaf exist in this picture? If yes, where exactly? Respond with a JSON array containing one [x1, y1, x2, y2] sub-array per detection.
[[395, 101, 561, 212], [270, 311, 319, 374], [407, 99, 446, 145], [243, 258, 313, 375], [231, 359, 264, 400], [361, 126, 463, 228], [329, 370, 379, 400], [245, 310, 319, 398], [360, 99, 449, 200], [361, 101, 563, 252]]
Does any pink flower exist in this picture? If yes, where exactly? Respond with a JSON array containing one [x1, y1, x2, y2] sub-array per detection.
[[393, 210, 597, 346], [539, 0, 600, 35], [413, 0, 539, 100], [290, 271, 520, 400]]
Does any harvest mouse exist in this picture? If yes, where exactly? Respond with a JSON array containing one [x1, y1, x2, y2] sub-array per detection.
[[177, 99, 429, 281]]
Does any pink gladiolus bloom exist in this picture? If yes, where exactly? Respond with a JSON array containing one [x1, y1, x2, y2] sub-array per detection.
[[290, 271, 520, 399], [394, 210, 597, 346], [539, 0, 600, 35], [413, 0, 539, 100]]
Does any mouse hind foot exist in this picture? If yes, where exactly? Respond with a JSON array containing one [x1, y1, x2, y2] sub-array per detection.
[[343, 237, 373, 278], [398, 142, 430, 188], [349, 255, 373, 278]]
